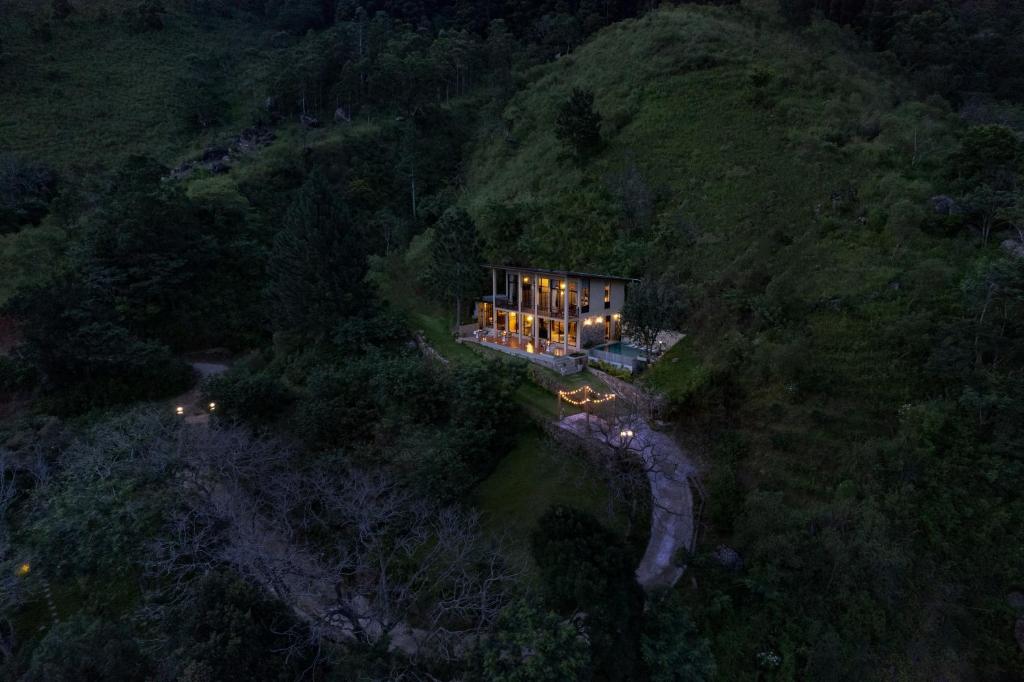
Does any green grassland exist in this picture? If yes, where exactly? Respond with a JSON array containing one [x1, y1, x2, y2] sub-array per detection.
[[474, 423, 626, 570], [0, 1, 268, 169]]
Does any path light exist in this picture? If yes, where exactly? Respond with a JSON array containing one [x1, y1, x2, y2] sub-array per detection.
[[175, 406, 184, 416], [17, 562, 29, 576], [209, 402, 217, 412], [620, 429, 634, 438]]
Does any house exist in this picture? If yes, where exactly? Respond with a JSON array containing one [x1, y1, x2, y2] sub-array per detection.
[[472, 265, 635, 365]]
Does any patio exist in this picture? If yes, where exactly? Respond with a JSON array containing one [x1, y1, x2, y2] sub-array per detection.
[[473, 330, 570, 357], [461, 330, 585, 375]]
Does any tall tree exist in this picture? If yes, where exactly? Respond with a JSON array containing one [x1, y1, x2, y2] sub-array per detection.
[[266, 171, 371, 336], [622, 275, 686, 360], [555, 88, 602, 163], [427, 207, 483, 330]]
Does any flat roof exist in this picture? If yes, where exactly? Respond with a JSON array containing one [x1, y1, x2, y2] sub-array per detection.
[[483, 264, 637, 282]]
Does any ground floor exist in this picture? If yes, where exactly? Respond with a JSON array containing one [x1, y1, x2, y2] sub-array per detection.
[[476, 302, 622, 355]]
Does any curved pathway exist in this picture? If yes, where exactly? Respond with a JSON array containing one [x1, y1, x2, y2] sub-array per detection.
[[557, 413, 696, 591]]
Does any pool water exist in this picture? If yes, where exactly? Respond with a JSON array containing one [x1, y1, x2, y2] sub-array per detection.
[[595, 342, 644, 358]]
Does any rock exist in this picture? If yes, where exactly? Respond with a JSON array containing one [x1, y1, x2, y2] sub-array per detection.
[[205, 160, 231, 174], [711, 545, 744, 573], [299, 114, 321, 128], [168, 161, 195, 181], [1001, 239, 1024, 260], [200, 145, 228, 162], [1007, 591, 1024, 613], [334, 106, 351, 123], [1016, 618, 1024, 654], [930, 195, 960, 215]]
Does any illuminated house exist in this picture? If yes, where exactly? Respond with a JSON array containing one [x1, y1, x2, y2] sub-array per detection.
[[474, 265, 634, 360]]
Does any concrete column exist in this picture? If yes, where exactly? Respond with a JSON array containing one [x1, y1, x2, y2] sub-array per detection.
[[491, 268, 498, 338], [517, 272, 523, 347], [533, 279, 539, 352], [563, 280, 569, 356]]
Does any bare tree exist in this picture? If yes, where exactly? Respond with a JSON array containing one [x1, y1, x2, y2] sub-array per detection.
[[149, 422, 520, 667]]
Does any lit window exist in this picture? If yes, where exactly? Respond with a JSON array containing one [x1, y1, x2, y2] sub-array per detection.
[[603, 283, 611, 309]]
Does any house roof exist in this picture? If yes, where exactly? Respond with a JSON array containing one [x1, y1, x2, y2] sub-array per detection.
[[482, 264, 637, 282]]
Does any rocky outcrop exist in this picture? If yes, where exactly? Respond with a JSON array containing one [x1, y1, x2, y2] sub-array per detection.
[[168, 126, 276, 180]]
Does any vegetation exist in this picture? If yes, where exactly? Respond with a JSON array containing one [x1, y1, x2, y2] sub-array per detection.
[[0, 0, 1023, 678]]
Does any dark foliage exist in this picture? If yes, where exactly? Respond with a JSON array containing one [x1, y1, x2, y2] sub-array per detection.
[[555, 88, 603, 163], [530, 505, 645, 681], [0, 155, 57, 233]]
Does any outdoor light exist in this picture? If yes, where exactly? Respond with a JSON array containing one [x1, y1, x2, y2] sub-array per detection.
[[17, 563, 29, 576], [209, 402, 217, 411], [620, 429, 634, 438], [175, 406, 184, 415]]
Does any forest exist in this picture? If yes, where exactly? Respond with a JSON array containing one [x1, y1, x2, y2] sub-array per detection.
[[0, 0, 1023, 679]]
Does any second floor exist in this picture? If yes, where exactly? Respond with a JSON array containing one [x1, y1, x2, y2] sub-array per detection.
[[482, 265, 632, 320]]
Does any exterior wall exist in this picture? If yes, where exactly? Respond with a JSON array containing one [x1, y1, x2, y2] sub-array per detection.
[[480, 268, 632, 350]]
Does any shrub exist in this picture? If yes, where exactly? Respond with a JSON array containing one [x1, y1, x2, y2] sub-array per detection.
[[202, 369, 292, 425]]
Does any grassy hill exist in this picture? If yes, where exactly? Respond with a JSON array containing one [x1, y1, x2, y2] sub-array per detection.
[[0, 0, 268, 169], [464, 4, 1020, 677]]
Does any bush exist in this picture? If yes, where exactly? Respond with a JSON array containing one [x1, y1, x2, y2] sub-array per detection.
[[202, 369, 292, 425], [24, 616, 153, 681]]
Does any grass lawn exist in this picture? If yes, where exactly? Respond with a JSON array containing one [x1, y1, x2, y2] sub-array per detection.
[[641, 336, 710, 404], [475, 423, 625, 570]]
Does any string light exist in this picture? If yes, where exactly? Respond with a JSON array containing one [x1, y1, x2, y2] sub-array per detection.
[[558, 385, 617, 406]]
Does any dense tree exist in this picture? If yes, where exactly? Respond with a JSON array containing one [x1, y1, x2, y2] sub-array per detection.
[[622, 275, 686, 360], [266, 171, 372, 336], [427, 207, 484, 329], [530, 506, 644, 681], [159, 570, 313, 681], [23, 616, 153, 681], [477, 601, 590, 681], [641, 593, 715, 682], [555, 87, 602, 163]]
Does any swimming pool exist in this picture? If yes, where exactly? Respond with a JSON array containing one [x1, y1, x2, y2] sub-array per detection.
[[594, 342, 644, 358]]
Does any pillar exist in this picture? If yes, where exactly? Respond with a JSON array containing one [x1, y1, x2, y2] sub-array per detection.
[[563, 280, 569, 356], [491, 268, 498, 338], [517, 271, 523, 347]]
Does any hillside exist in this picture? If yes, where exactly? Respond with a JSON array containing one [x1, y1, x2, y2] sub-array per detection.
[[464, 5, 1020, 678], [0, 1, 267, 168], [0, 0, 1022, 678]]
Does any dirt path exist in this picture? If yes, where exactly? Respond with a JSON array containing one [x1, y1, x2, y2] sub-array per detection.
[[558, 413, 696, 591], [170, 360, 230, 424]]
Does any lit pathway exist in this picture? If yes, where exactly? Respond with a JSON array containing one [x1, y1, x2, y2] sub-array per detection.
[[558, 412, 696, 591]]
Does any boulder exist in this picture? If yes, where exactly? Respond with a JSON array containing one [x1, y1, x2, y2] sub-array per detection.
[[334, 106, 351, 123], [1001, 239, 1024, 260], [1007, 591, 1024, 613], [711, 545, 744, 573], [930, 195, 960, 215]]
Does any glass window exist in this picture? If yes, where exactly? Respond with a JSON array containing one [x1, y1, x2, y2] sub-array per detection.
[[603, 283, 611, 309], [581, 279, 590, 313]]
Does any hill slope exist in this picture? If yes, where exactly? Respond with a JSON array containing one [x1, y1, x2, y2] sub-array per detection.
[[465, 5, 1020, 678], [0, 1, 267, 168]]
